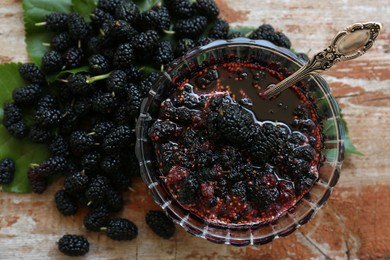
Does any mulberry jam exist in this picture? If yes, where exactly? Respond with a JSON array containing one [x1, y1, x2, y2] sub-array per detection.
[[148, 62, 323, 225]]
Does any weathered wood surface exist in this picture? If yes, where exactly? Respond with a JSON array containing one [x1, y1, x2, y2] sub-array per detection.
[[0, 0, 389, 259]]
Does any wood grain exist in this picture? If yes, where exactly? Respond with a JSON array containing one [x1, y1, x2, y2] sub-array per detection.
[[1, 0, 389, 259]]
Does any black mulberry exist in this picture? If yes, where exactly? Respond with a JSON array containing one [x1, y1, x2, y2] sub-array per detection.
[[58, 234, 89, 257], [195, 0, 219, 19], [174, 16, 208, 39], [145, 210, 175, 239], [38, 12, 69, 31], [55, 189, 78, 216], [106, 218, 138, 241], [12, 84, 42, 106], [0, 158, 15, 184], [19, 63, 46, 85], [41, 50, 64, 74]]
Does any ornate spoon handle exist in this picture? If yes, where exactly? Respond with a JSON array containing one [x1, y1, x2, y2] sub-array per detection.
[[263, 22, 382, 99]]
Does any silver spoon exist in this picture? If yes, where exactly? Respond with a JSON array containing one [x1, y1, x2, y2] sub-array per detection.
[[263, 22, 382, 99]]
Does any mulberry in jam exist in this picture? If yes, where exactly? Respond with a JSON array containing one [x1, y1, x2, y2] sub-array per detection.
[[148, 62, 323, 225]]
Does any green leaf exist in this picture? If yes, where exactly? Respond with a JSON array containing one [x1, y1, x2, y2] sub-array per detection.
[[22, 0, 72, 65], [229, 26, 256, 36], [0, 63, 50, 193], [340, 114, 364, 156], [71, 0, 97, 21], [46, 66, 89, 82], [134, 0, 160, 11]]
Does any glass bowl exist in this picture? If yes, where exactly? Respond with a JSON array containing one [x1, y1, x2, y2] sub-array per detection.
[[135, 38, 344, 246]]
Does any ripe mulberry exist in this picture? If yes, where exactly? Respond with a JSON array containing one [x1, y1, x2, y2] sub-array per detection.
[[58, 234, 89, 257], [145, 210, 175, 239], [106, 218, 138, 241], [0, 158, 15, 184]]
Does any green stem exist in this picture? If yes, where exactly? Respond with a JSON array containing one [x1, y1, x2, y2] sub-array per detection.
[[85, 72, 112, 84], [163, 30, 176, 35], [35, 22, 46, 27]]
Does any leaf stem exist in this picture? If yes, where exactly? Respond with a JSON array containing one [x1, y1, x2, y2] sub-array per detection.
[[85, 72, 111, 84], [35, 22, 46, 27]]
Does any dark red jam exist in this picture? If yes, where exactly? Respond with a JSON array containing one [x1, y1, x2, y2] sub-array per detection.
[[148, 62, 323, 225]]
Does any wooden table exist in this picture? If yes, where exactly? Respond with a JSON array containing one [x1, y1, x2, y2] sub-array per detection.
[[1, 0, 389, 259]]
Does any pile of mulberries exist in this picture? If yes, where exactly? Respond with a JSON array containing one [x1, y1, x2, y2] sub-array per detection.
[[1, 0, 298, 256]]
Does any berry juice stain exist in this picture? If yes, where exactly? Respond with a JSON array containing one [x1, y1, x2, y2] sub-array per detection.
[[149, 62, 323, 225]]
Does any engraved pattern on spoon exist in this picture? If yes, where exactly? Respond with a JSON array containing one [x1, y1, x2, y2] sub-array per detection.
[[263, 22, 382, 99]]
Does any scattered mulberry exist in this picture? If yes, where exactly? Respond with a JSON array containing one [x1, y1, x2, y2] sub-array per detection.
[[63, 47, 85, 69], [90, 120, 115, 141], [90, 8, 114, 28], [88, 54, 111, 75], [175, 38, 197, 57], [124, 65, 142, 83], [209, 19, 229, 39], [40, 13, 69, 32], [106, 218, 138, 241], [69, 131, 95, 154], [50, 32, 74, 53], [36, 156, 69, 177], [113, 43, 135, 68], [106, 188, 124, 212], [126, 83, 142, 117], [102, 125, 134, 153], [58, 234, 89, 257], [153, 41, 174, 67], [64, 171, 89, 194], [66, 73, 95, 96], [34, 103, 61, 128], [249, 24, 291, 49], [114, 1, 140, 24], [27, 167, 47, 194], [81, 151, 101, 172], [108, 170, 132, 191], [106, 70, 127, 94], [103, 20, 137, 43], [174, 16, 208, 39], [100, 155, 121, 174], [49, 135, 70, 157], [55, 189, 78, 216], [139, 71, 160, 97], [41, 50, 64, 74], [165, 0, 193, 18], [18, 63, 46, 85], [5, 120, 29, 139], [132, 30, 159, 54], [67, 13, 90, 41], [83, 205, 110, 231], [195, 0, 219, 19], [12, 84, 42, 106], [85, 175, 110, 203], [0, 158, 15, 184], [92, 91, 117, 114], [97, 0, 123, 14], [145, 210, 175, 239], [2, 103, 23, 127], [28, 125, 52, 144]]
